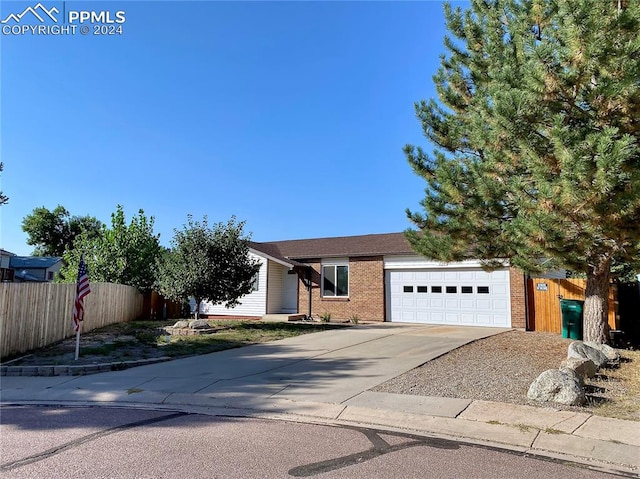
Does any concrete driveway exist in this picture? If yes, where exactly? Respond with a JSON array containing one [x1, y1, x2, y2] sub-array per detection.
[[0, 323, 508, 412], [4, 323, 640, 475]]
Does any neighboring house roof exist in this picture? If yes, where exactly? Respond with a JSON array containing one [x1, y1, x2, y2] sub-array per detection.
[[1, 249, 16, 256], [9, 256, 63, 269], [251, 232, 414, 261]]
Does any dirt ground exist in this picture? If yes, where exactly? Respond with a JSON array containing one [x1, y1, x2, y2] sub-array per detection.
[[375, 330, 640, 421]]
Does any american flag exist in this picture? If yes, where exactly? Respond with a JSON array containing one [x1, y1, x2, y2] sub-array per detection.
[[72, 256, 91, 332]]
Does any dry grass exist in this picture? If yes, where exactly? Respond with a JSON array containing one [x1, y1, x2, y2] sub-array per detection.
[[1, 320, 345, 366], [588, 349, 640, 420]]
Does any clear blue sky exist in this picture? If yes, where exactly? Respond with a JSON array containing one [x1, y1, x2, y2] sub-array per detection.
[[1, 0, 457, 256]]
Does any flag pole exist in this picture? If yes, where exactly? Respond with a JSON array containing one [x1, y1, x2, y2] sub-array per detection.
[[72, 254, 91, 361], [75, 325, 81, 361]]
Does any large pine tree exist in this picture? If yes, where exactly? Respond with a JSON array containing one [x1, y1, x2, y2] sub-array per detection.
[[405, 0, 640, 343]]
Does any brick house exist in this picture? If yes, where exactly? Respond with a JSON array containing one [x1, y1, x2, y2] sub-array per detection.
[[196, 232, 526, 329]]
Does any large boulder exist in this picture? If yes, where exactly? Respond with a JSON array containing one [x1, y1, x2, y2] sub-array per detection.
[[560, 357, 597, 379], [527, 369, 585, 406], [567, 341, 608, 368], [189, 319, 211, 330], [172, 320, 190, 329], [584, 341, 620, 365]]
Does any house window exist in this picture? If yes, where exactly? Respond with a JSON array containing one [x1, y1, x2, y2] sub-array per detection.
[[47, 271, 54, 281], [251, 272, 259, 292], [1, 268, 14, 282], [322, 264, 348, 297]]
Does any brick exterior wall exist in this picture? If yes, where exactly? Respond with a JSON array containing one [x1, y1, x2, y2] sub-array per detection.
[[509, 267, 527, 329], [297, 258, 527, 327], [298, 256, 385, 322]]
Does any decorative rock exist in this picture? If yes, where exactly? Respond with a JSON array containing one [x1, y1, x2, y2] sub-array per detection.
[[584, 341, 620, 364], [527, 369, 585, 406], [560, 357, 597, 379], [172, 320, 190, 329], [567, 341, 608, 368], [189, 319, 210, 330]]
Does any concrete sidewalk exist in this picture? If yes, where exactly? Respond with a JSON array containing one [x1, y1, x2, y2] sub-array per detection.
[[1, 324, 638, 477]]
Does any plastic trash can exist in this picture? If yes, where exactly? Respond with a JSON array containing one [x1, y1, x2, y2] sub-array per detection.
[[560, 299, 584, 340]]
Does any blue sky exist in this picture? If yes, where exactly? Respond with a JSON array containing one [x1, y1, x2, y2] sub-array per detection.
[[1, 0, 455, 256]]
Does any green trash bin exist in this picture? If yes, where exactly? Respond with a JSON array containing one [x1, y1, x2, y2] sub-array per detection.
[[560, 299, 584, 340]]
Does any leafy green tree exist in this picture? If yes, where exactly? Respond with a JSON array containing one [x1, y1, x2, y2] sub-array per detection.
[[0, 163, 8, 206], [156, 216, 261, 319], [21, 205, 102, 256], [404, 0, 640, 343], [60, 205, 162, 291]]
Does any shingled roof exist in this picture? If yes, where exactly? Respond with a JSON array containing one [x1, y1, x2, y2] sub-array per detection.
[[9, 256, 63, 269], [250, 232, 414, 262]]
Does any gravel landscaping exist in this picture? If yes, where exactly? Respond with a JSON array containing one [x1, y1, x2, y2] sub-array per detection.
[[373, 330, 640, 421]]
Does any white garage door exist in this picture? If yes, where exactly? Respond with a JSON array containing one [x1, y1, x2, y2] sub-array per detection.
[[386, 268, 511, 327]]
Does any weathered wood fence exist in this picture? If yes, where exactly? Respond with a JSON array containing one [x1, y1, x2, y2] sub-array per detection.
[[527, 278, 617, 333], [0, 282, 143, 359]]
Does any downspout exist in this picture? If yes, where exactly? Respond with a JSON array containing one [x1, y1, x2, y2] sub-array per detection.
[[307, 268, 312, 319], [524, 273, 531, 331]]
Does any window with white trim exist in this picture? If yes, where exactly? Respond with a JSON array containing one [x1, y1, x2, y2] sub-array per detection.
[[322, 264, 349, 297], [251, 272, 259, 292]]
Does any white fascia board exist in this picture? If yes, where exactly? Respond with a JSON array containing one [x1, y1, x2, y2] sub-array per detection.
[[321, 257, 349, 266], [383, 255, 509, 270], [248, 248, 294, 269]]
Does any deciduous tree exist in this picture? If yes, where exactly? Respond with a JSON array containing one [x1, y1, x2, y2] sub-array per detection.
[[21, 205, 102, 256], [0, 163, 8, 206], [60, 205, 162, 291], [405, 0, 640, 343], [156, 216, 261, 319]]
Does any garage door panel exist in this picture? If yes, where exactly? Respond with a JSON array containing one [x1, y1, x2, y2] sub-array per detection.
[[446, 313, 460, 322], [402, 298, 415, 307], [445, 299, 459, 308], [401, 311, 415, 322], [492, 299, 508, 310], [430, 298, 444, 308], [460, 299, 475, 308], [491, 284, 508, 294], [476, 299, 491, 309], [416, 299, 430, 308]]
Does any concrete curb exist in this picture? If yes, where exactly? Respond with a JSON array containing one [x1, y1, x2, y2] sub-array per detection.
[[2, 397, 638, 477], [0, 357, 172, 377]]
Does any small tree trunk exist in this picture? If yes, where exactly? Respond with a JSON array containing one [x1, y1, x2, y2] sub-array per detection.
[[582, 255, 611, 344], [195, 298, 202, 320]]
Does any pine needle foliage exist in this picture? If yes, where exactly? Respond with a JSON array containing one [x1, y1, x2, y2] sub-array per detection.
[[405, 0, 640, 342]]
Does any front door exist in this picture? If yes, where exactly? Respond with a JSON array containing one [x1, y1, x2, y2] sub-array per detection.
[[282, 271, 299, 313]]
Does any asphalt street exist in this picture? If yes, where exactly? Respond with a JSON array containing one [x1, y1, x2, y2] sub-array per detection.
[[0, 405, 622, 479]]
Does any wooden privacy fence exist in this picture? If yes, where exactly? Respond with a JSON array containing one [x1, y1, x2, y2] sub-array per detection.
[[0, 282, 143, 359], [527, 278, 617, 333]]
